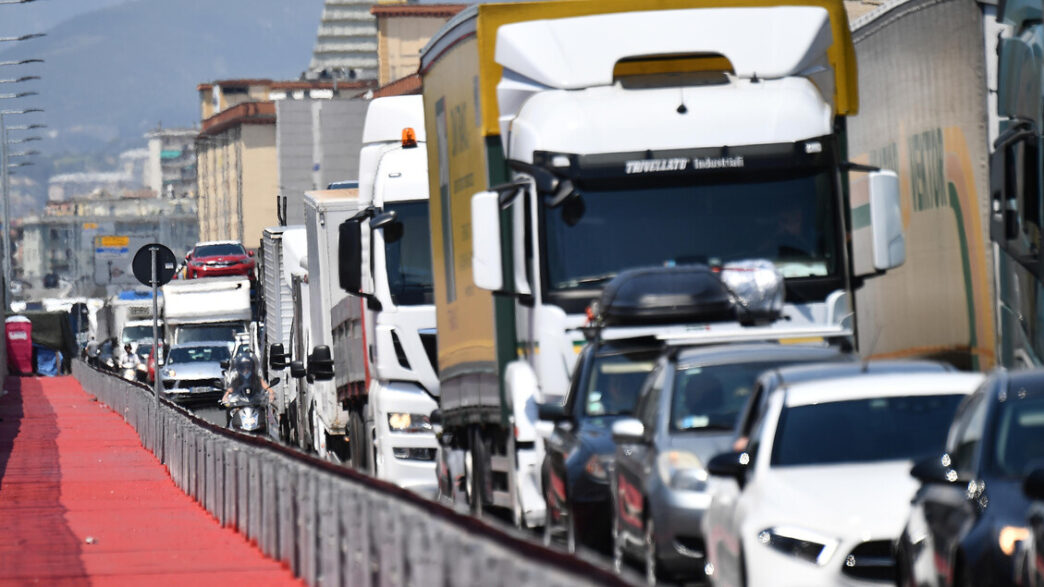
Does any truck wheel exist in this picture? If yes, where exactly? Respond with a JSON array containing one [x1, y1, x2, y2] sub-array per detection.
[[349, 409, 366, 472], [467, 427, 486, 517]]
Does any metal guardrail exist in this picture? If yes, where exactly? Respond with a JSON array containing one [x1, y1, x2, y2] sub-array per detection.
[[72, 361, 629, 587]]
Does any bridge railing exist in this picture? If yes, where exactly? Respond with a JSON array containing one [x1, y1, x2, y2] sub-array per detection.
[[73, 361, 629, 587]]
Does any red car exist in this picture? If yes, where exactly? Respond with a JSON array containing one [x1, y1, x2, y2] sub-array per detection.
[[184, 241, 255, 281]]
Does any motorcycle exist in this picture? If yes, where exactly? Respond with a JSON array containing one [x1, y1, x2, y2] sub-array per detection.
[[222, 377, 278, 434], [119, 353, 140, 382]]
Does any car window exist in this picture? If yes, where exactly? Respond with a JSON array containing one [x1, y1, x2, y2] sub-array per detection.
[[194, 243, 245, 257], [168, 346, 231, 364], [636, 363, 668, 431], [584, 351, 658, 417], [670, 361, 779, 432], [990, 395, 1044, 477], [948, 392, 988, 475], [771, 394, 966, 466]]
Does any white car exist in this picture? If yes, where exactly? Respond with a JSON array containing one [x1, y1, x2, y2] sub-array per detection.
[[702, 371, 984, 587]]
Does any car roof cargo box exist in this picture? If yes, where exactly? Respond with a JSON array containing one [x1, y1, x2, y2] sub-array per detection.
[[594, 265, 734, 326]]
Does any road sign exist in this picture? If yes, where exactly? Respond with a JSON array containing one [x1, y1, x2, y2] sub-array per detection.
[[132, 244, 177, 287]]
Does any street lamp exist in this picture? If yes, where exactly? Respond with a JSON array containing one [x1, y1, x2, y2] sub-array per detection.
[[0, 108, 42, 310], [6, 123, 45, 131], [6, 136, 40, 145], [0, 34, 45, 42], [0, 0, 41, 4], [0, 59, 43, 67], [0, 76, 39, 84], [7, 149, 39, 158], [0, 91, 37, 100]]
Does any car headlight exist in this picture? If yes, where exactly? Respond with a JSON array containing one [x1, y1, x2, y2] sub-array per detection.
[[164, 369, 175, 378], [387, 412, 432, 433], [657, 450, 708, 492], [758, 526, 839, 566], [584, 454, 612, 482], [999, 525, 1030, 556]]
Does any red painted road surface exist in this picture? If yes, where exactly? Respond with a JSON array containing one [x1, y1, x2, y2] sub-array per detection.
[[0, 376, 301, 586]]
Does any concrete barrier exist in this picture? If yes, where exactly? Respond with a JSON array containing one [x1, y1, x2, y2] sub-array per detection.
[[73, 361, 630, 586]]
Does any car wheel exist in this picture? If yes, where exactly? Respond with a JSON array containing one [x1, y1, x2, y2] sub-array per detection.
[[644, 517, 658, 586]]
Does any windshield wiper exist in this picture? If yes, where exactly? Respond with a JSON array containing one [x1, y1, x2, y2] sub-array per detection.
[[557, 272, 617, 289]]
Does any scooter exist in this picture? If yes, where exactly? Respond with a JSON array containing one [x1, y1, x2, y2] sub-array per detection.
[[119, 353, 139, 382], [222, 377, 278, 434]]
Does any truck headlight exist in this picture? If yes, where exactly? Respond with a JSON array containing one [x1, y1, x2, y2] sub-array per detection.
[[387, 412, 432, 433], [757, 526, 838, 566], [657, 450, 708, 492]]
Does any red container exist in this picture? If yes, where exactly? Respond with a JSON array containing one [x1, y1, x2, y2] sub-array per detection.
[[6, 316, 33, 375]]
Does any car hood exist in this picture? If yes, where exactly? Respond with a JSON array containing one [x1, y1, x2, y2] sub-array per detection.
[[753, 461, 919, 540], [164, 362, 223, 379], [196, 255, 249, 264]]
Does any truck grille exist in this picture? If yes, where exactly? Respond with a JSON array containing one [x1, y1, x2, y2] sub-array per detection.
[[841, 540, 896, 582], [419, 331, 438, 374]]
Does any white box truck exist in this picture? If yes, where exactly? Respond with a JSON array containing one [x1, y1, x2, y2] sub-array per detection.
[[161, 277, 253, 347]]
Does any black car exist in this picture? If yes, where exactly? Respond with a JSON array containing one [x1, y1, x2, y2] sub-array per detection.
[[540, 337, 661, 552], [898, 369, 1044, 586], [1022, 468, 1044, 585]]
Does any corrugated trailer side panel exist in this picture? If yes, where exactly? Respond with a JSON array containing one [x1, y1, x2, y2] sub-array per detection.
[[848, 0, 995, 369], [262, 228, 295, 412]]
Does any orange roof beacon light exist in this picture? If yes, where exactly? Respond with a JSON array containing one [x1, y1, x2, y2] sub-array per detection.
[[401, 127, 417, 148]]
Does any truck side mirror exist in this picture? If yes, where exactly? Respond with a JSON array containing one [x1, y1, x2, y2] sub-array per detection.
[[339, 218, 364, 294], [290, 360, 307, 379], [471, 191, 503, 291], [269, 343, 288, 370], [868, 169, 905, 271], [308, 345, 335, 381]]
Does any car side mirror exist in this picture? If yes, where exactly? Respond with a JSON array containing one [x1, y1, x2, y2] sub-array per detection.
[[611, 417, 645, 445], [290, 360, 306, 379], [536, 401, 569, 422], [707, 451, 751, 487], [220, 360, 230, 370], [308, 345, 334, 381], [269, 343, 288, 370], [910, 454, 956, 485], [248, 250, 255, 257]]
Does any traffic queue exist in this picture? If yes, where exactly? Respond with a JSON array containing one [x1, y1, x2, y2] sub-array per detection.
[[57, 0, 1044, 585]]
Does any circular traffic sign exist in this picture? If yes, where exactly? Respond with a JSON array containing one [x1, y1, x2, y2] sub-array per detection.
[[132, 243, 177, 287]]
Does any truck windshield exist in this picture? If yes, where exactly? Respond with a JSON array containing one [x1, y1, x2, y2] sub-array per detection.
[[123, 325, 163, 344], [543, 170, 839, 292], [176, 324, 241, 345], [384, 201, 434, 306]]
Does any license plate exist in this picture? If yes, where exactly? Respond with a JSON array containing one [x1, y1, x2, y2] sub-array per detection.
[[192, 387, 213, 394]]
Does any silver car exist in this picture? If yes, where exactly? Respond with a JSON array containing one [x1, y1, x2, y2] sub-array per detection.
[[161, 342, 231, 405], [609, 343, 847, 584]]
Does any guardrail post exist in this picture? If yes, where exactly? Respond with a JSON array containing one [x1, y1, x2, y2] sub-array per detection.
[[260, 458, 278, 559], [296, 467, 317, 585], [225, 447, 238, 528]]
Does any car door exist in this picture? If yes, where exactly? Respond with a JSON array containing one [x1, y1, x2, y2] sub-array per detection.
[[546, 346, 589, 518], [615, 360, 669, 545], [922, 388, 990, 585]]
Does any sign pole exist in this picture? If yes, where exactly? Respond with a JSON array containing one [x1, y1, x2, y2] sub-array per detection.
[[151, 245, 161, 407]]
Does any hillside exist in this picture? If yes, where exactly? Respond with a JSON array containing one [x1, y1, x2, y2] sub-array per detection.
[[0, 0, 323, 153]]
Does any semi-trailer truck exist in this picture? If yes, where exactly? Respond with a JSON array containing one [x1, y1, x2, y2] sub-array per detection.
[[421, 0, 905, 526], [335, 95, 440, 492]]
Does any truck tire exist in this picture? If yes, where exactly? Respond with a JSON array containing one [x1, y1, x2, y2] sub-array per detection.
[[349, 408, 368, 472], [468, 427, 491, 517]]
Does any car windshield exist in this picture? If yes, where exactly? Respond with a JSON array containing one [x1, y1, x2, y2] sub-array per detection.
[[168, 346, 230, 364], [384, 201, 434, 306], [543, 170, 838, 291], [176, 324, 240, 344], [194, 243, 245, 257], [123, 325, 162, 343], [771, 394, 965, 466], [990, 396, 1044, 477], [671, 361, 787, 431], [584, 350, 658, 417]]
